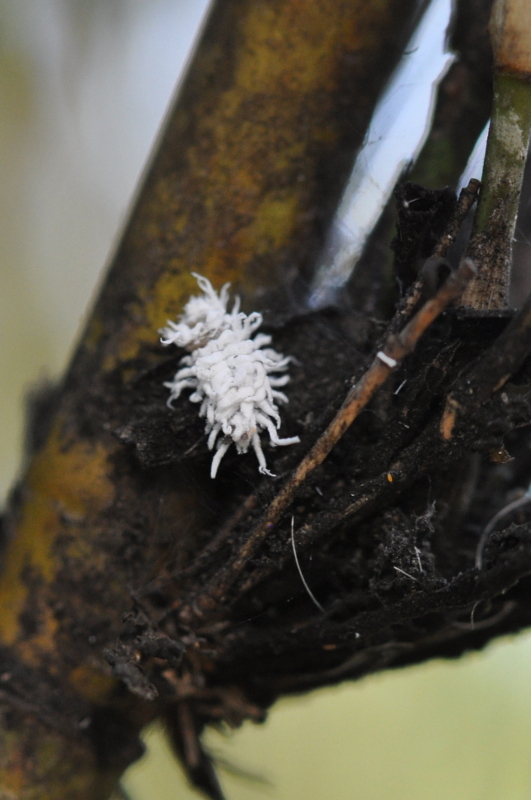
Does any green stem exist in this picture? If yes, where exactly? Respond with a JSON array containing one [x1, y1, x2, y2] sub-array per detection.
[[461, 71, 531, 309]]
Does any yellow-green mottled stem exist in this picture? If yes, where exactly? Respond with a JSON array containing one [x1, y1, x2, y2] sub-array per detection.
[[0, 0, 428, 797], [461, 72, 531, 308], [462, 0, 531, 309]]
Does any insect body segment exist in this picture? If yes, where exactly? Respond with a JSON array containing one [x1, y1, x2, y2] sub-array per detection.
[[161, 275, 300, 478], [160, 272, 238, 351]]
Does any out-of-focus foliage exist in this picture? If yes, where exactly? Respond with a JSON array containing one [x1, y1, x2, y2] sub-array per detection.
[[0, 0, 208, 500], [3, 3, 531, 800], [124, 637, 531, 800]]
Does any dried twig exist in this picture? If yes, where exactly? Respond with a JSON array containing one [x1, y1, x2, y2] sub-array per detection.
[[181, 259, 476, 618], [389, 179, 480, 333], [432, 180, 481, 258], [167, 701, 227, 800]]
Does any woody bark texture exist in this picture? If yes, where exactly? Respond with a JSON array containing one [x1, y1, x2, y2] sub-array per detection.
[[0, 1, 431, 797]]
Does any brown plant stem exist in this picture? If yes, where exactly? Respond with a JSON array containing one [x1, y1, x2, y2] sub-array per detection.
[[389, 179, 480, 334], [0, 1, 431, 796]]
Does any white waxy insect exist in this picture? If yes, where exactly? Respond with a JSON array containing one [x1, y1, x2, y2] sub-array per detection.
[[160, 273, 300, 478]]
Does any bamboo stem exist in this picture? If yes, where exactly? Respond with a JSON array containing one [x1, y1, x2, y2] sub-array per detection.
[[461, 0, 531, 309], [0, 0, 430, 795]]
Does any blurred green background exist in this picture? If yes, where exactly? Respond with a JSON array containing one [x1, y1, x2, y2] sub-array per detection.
[[2, 2, 531, 799]]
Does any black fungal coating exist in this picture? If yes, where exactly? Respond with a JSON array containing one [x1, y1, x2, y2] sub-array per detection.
[[113, 358, 205, 468], [103, 295, 531, 698]]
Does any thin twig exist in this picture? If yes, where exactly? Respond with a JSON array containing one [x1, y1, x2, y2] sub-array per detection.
[[433, 179, 481, 258], [389, 179, 480, 334], [177, 701, 201, 769], [182, 259, 475, 618], [247, 260, 475, 528]]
